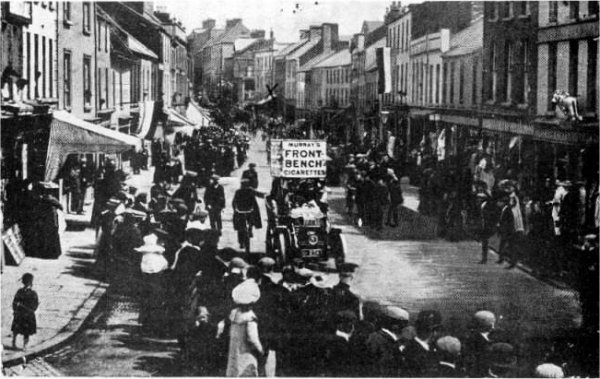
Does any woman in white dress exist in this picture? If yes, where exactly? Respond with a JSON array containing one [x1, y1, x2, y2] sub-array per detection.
[[226, 280, 264, 377]]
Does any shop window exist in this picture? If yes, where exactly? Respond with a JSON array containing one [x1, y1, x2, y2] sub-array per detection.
[[63, 50, 71, 108], [521, 41, 529, 104], [516, 1, 529, 16], [504, 41, 513, 103], [501, 1, 512, 19], [472, 56, 478, 105], [442, 62, 447, 104], [590, 1, 599, 17], [488, 2, 498, 20], [435, 64, 440, 103], [49, 39, 53, 98], [34, 34, 38, 99]]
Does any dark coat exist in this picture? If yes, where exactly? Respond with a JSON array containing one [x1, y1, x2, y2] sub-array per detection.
[[402, 338, 438, 377], [171, 244, 203, 297], [204, 184, 226, 210], [374, 181, 390, 206], [232, 188, 262, 230], [12, 287, 39, 335], [365, 329, 402, 376], [330, 282, 360, 318], [480, 198, 500, 239], [388, 180, 404, 205], [319, 334, 358, 377], [26, 196, 63, 259], [498, 205, 515, 237], [429, 362, 465, 378], [464, 332, 493, 377], [241, 169, 259, 189]]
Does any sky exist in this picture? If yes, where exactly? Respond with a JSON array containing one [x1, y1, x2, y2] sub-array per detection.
[[154, 0, 400, 42]]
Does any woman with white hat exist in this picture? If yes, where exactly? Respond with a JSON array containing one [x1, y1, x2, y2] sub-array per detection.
[[226, 280, 264, 377], [135, 234, 168, 330]]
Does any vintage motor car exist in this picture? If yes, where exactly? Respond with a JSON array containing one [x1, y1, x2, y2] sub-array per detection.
[[265, 139, 346, 268]]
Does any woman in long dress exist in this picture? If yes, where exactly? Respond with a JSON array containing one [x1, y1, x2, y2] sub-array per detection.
[[226, 280, 264, 377]]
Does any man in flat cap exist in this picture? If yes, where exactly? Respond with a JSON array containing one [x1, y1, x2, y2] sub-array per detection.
[[401, 310, 442, 377], [430, 336, 464, 377], [204, 174, 225, 235], [464, 310, 496, 377], [365, 305, 410, 377]]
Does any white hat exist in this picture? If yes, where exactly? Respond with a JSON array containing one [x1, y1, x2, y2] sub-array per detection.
[[309, 274, 336, 289], [232, 280, 261, 305], [534, 363, 564, 378], [134, 234, 165, 254], [186, 220, 210, 231]]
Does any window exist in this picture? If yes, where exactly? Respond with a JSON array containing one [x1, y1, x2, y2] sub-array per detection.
[[63, 2, 71, 22], [505, 41, 513, 102], [435, 64, 440, 103], [491, 43, 497, 101], [502, 1, 512, 18], [450, 61, 455, 104], [49, 1, 54, 11], [42, 36, 46, 98], [488, 2, 498, 20], [105, 68, 109, 108], [568, 40, 579, 96], [26, 32, 31, 98], [521, 41, 529, 104], [83, 55, 91, 110], [34, 34, 39, 98], [588, 38, 597, 111], [105, 22, 108, 52], [49, 39, 53, 98], [400, 64, 404, 95], [516, 1, 529, 16], [83, 2, 91, 34], [549, 1, 558, 23], [472, 57, 478, 105], [428, 64, 433, 103], [459, 61, 465, 104], [97, 19, 102, 51], [547, 42, 557, 111], [63, 50, 71, 108], [442, 62, 447, 103], [569, 1, 579, 19], [590, 1, 599, 17]]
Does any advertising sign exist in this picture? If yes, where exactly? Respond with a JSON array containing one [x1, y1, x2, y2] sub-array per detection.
[[280, 140, 327, 178]]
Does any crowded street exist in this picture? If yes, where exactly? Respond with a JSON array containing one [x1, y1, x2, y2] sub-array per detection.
[[0, 136, 587, 377]]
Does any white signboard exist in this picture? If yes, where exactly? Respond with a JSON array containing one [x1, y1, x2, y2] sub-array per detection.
[[281, 140, 327, 178]]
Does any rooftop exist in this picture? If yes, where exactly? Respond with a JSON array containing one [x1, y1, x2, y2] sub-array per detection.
[[313, 49, 351, 68], [443, 17, 483, 57], [285, 39, 320, 60], [298, 51, 337, 72]]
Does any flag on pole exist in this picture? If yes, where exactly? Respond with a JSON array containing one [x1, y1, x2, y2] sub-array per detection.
[[376, 47, 392, 94]]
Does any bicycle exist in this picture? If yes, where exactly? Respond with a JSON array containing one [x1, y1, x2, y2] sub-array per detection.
[[234, 207, 254, 254]]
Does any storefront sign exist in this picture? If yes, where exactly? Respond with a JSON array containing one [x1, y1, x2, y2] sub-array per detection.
[[2, 225, 26, 266], [482, 118, 534, 135], [280, 140, 327, 178], [533, 127, 599, 146], [440, 114, 479, 127]]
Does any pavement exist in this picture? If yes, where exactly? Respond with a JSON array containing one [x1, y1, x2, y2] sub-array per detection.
[[1, 170, 153, 371]]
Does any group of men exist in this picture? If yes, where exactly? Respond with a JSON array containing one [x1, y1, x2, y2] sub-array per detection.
[[344, 153, 404, 230]]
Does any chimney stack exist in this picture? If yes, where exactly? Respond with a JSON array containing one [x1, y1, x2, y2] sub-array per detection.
[[270, 28, 274, 40], [321, 23, 338, 53], [226, 18, 242, 29], [202, 19, 216, 29], [309, 25, 321, 41], [250, 30, 265, 38]]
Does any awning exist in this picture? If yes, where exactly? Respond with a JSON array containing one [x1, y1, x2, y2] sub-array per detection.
[[186, 101, 212, 127], [167, 107, 195, 127], [136, 101, 155, 139], [44, 111, 141, 181]]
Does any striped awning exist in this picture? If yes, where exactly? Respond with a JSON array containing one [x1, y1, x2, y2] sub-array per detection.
[[44, 111, 141, 181]]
